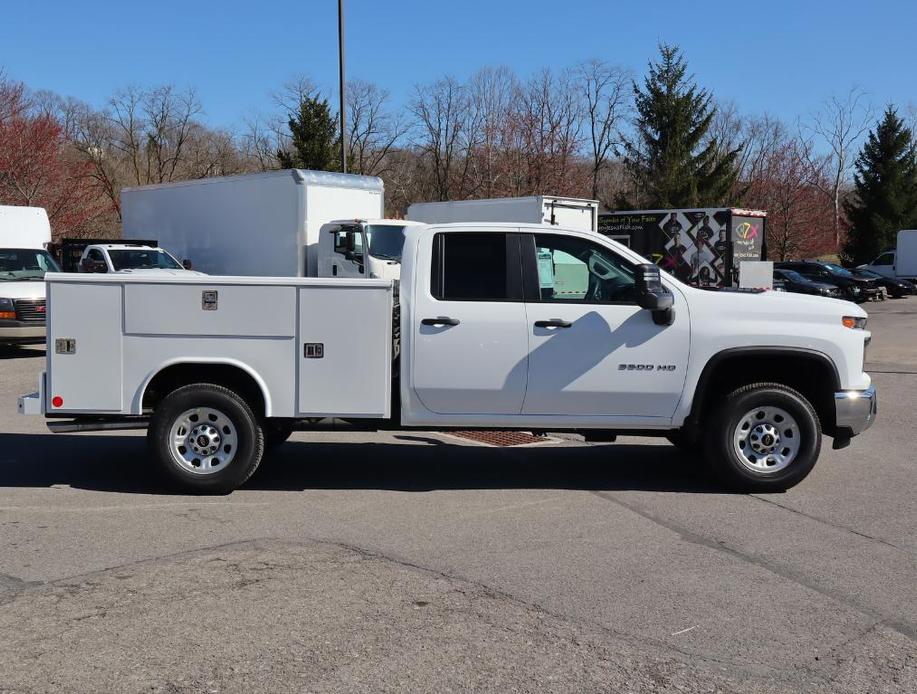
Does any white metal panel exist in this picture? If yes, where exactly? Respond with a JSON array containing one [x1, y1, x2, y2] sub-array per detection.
[[124, 335, 297, 417], [46, 281, 123, 412], [124, 283, 296, 337], [896, 230, 917, 277], [303, 186, 383, 277], [122, 171, 303, 277], [297, 285, 392, 417], [0, 205, 51, 248], [407, 197, 543, 225], [542, 198, 598, 232]]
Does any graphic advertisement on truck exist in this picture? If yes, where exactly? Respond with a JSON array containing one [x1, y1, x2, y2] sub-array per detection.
[[598, 208, 767, 287]]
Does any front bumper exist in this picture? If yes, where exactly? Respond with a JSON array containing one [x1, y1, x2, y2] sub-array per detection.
[[0, 323, 46, 345], [834, 385, 877, 436]]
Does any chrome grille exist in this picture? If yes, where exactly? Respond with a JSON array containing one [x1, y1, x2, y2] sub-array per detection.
[[14, 299, 46, 323]]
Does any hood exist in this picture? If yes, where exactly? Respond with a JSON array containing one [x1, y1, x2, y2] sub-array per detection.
[[690, 285, 866, 319], [113, 269, 206, 277], [0, 279, 47, 300]]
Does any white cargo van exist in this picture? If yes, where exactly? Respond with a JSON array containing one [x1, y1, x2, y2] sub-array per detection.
[[0, 206, 59, 346], [121, 169, 385, 277], [407, 196, 599, 232], [858, 230, 917, 281]]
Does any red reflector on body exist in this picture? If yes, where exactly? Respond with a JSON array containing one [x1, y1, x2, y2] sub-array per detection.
[[51, 396, 63, 408]]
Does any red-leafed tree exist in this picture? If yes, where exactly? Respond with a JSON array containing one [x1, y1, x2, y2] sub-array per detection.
[[0, 74, 112, 238]]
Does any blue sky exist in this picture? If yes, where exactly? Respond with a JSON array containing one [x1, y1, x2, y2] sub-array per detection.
[[2, 0, 915, 130]]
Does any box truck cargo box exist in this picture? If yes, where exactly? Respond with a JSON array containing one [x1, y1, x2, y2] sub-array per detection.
[[121, 170, 384, 277], [598, 208, 766, 287], [407, 196, 599, 232]]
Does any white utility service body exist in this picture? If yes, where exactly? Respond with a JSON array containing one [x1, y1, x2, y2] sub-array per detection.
[[121, 170, 384, 277], [407, 196, 599, 232], [0, 206, 58, 345], [20, 223, 876, 494], [858, 230, 917, 281]]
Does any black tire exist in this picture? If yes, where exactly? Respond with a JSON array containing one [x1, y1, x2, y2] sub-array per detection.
[[704, 383, 821, 492], [147, 383, 264, 494], [263, 420, 294, 449]]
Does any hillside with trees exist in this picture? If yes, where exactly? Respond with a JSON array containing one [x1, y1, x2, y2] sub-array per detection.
[[2, 43, 911, 262]]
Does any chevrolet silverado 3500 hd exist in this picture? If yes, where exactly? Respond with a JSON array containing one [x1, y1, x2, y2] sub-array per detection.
[[18, 223, 876, 493]]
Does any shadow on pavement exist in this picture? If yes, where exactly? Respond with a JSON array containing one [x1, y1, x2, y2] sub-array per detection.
[[0, 433, 721, 495], [0, 346, 45, 360]]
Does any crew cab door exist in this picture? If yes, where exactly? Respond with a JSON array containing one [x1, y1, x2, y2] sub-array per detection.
[[410, 231, 528, 415], [520, 232, 689, 419]]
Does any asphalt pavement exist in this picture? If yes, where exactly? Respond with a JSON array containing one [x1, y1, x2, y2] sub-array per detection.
[[0, 298, 914, 693]]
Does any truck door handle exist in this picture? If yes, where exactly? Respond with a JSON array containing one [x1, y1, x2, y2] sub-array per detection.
[[421, 316, 460, 327], [332, 264, 337, 276], [534, 319, 572, 328]]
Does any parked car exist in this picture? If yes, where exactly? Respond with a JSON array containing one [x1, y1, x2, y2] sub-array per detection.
[[853, 268, 915, 298], [772, 269, 843, 298], [776, 261, 880, 303]]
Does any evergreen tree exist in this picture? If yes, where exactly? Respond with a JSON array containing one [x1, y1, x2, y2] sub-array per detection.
[[277, 95, 340, 171], [842, 107, 917, 264], [622, 43, 740, 208]]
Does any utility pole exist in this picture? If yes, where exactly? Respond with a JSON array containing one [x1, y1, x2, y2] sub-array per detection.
[[338, 0, 347, 174]]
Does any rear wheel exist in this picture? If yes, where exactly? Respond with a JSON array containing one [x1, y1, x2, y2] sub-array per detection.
[[705, 383, 821, 492], [148, 383, 264, 494]]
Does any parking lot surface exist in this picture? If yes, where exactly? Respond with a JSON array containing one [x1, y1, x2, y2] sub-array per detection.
[[0, 299, 914, 692]]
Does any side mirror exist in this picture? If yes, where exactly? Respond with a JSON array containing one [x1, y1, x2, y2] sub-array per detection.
[[635, 264, 673, 311], [182, 259, 193, 270]]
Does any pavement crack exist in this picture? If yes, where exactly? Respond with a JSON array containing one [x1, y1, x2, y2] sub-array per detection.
[[590, 490, 917, 644], [749, 494, 912, 555]]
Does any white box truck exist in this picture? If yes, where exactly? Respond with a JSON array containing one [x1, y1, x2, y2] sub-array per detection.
[[20, 223, 876, 495], [121, 169, 385, 277], [857, 230, 917, 281], [407, 196, 599, 232], [0, 206, 60, 346]]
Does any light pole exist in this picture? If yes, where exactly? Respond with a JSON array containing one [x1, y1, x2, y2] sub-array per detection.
[[338, 0, 347, 174]]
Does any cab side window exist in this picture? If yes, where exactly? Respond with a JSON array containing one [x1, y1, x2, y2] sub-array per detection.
[[431, 232, 520, 302], [874, 253, 894, 266], [532, 234, 636, 304]]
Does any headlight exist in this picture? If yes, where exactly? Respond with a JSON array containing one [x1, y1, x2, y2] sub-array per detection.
[[842, 316, 867, 329]]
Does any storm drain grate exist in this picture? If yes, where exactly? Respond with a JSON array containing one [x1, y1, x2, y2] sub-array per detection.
[[447, 430, 550, 447]]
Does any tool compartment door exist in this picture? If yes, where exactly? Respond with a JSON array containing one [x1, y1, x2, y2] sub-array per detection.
[[46, 280, 124, 412], [297, 285, 392, 417]]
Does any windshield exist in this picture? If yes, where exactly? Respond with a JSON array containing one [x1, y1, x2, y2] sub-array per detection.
[[365, 225, 406, 261], [108, 249, 182, 271], [822, 262, 854, 278], [777, 269, 806, 282], [0, 249, 61, 281]]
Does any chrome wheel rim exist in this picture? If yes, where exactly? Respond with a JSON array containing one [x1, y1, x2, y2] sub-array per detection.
[[168, 407, 238, 475], [732, 406, 800, 474]]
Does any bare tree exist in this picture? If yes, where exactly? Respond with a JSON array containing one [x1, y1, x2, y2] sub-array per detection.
[[804, 87, 874, 248], [346, 79, 407, 176], [411, 76, 470, 200], [575, 60, 630, 201], [464, 66, 517, 198]]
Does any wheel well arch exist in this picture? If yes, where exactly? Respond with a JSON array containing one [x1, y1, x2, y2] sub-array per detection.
[[139, 360, 270, 417], [689, 348, 839, 436]]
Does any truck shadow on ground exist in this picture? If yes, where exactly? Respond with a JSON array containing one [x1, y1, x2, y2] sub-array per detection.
[[0, 346, 45, 361], [0, 433, 724, 495]]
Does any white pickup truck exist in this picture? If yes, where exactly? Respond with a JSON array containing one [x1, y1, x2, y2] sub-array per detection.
[[18, 223, 876, 494]]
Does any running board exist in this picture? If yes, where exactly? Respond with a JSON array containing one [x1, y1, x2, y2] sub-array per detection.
[[47, 417, 150, 433]]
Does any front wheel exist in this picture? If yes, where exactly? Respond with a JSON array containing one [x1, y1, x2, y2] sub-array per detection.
[[148, 383, 264, 494], [705, 383, 821, 492]]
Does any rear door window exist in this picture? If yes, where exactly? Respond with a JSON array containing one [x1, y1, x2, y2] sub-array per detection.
[[430, 233, 521, 302]]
